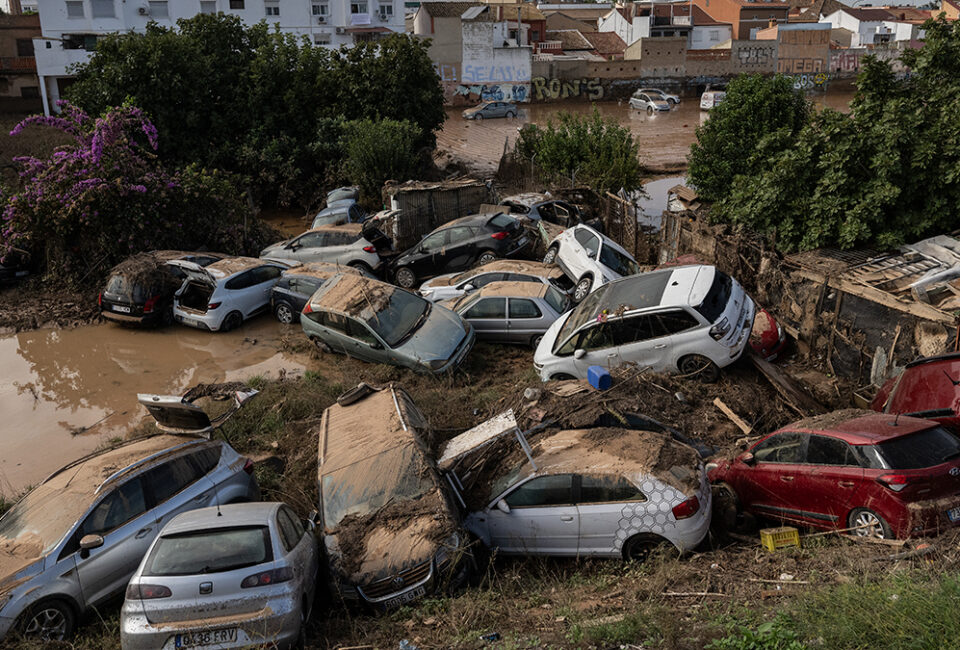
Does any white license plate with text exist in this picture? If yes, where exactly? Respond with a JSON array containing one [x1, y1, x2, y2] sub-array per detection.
[[176, 627, 238, 648]]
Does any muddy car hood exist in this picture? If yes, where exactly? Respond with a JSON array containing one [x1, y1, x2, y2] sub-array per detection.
[[399, 304, 469, 363], [260, 238, 295, 258]]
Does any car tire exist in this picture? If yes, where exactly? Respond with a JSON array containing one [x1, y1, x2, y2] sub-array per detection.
[[530, 334, 544, 349], [668, 98, 677, 106], [550, 373, 576, 381], [477, 250, 498, 265], [19, 599, 76, 641], [848, 507, 893, 539], [506, 111, 516, 118], [220, 311, 243, 332], [712, 483, 740, 533], [161, 305, 175, 327], [646, 105, 654, 114], [573, 276, 593, 303], [543, 246, 559, 265], [622, 534, 668, 563], [395, 267, 416, 289], [310, 337, 333, 354], [348, 261, 374, 276], [274, 302, 296, 324], [678, 354, 720, 383], [475, 113, 484, 121]]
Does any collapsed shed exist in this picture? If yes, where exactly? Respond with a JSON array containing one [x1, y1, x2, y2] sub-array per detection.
[[381, 178, 495, 250]]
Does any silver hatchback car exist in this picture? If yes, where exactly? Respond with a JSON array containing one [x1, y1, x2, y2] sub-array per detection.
[[120, 502, 319, 650], [441, 281, 570, 348], [0, 433, 259, 643], [259, 223, 390, 275]]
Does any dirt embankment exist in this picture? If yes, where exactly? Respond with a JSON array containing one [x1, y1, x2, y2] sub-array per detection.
[[0, 282, 99, 333]]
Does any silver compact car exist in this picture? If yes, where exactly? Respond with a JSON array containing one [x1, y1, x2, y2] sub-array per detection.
[[300, 273, 475, 375], [0, 434, 259, 643], [120, 502, 318, 650], [259, 223, 390, 275], [418, 260, 570, 303], [441, 281, 570, 348]]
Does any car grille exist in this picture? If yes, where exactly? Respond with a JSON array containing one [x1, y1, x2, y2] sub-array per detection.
[[360, 560, 432, 599]]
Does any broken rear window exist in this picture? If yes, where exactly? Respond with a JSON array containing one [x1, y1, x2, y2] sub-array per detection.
[[694, 269, 732, 324], [872, 426, 960, 469], [144, 526, 272, 576]]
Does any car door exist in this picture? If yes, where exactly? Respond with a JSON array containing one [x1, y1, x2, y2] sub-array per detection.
[[571, 321, 621, 375], [223, 270, 258, 317], [295, 232, 330, 263], [463, 297, 507, 341], [344, 316, 388, 363], [292, 277, 324, 313], [485, 474, 579, 555], [620, 309, 700, 373], [253, 266, 283, 312], [793, 434, 867, 528], [146, 450, 219, 536], [732, 432, 808, 524], [576, 474, 648, 557], [411, 230, 448, 278], [443, 226, 479, 272], [72, 475, 154, 607], [277, 506, 317, 607], [507, 297, 544, 344], [572, 228, 601, 281]]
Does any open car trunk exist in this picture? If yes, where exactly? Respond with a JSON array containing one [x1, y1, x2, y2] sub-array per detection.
[[139, 389, 258, 436], [177, 280, 213, 312]]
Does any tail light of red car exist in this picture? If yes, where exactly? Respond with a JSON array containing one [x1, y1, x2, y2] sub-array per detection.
[[143, 294, 160, 314], [672, 496, 700, 520], [490, 231, 508, 240], [877, 474, 910, 492]]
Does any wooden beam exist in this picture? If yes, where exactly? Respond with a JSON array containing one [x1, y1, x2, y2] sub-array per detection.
[[749, 351, 826, 416], [713, 398, 752, 435]]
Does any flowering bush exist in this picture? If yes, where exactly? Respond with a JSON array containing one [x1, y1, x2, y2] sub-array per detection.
[[1, 101, 270, 283]]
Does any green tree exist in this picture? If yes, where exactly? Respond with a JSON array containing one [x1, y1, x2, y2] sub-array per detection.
[[341, 118, 422, 199], [687, 74, 810, 203]]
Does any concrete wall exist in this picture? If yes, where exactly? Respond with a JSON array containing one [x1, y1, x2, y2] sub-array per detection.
[[455, 20, 532, 103], [0, 14, 39, 99], [689, 24, 732, 48], [776, 25, 830, 75]]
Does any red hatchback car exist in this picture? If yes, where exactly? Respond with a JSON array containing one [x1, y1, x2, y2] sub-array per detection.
[[871, 353, 960, 432], [708, 410, 960, 539]]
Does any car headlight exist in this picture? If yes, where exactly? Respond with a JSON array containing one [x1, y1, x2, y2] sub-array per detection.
[[427, 359, 447, 371], [434, 533, 461, 567], [420, 289, 433, 298]]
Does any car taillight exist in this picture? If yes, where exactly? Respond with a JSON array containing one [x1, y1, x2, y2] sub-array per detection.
[[126, 584, 172, 600], [877, 474, 910, 492], [709, 317, 731, 341], [207, 302, 221, 310], [490, 231, 508, 240], [241, 567, 293, 588], [363, 246, 376, 253], [303, 303, 313, 315], [672, 496, 700, 520], [243, 458, 255, 475], [143, 295, 160, 314], [97, 292, 102, 306]]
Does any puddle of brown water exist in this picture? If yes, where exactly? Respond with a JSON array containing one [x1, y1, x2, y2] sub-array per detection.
[[0, 317, 306, 496], [260, 207, 311, 239]]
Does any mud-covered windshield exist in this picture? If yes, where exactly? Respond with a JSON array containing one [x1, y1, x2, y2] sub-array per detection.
[[365, 290, 430, 348], [553, 284, 611, 352], [321, 443, 435, 530], [0, 484, 90, 564]]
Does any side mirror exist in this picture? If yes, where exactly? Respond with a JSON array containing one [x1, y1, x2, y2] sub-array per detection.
[[496, 499, 511, 514], [80, 534, 104, 551], [574, 349, 586, 360], [740, 452, 756, 466], [370, 341, 383, 350], [463, 283, 476, 292]]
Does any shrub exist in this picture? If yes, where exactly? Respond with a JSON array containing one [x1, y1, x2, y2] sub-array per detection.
[[340, 118, 423, 200]]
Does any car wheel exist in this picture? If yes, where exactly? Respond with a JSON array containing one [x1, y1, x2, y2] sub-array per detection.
[[668, 97, 677, 106], [274, 302, 295, 324], [622, 534, 667, 563], [475, 113, 484, 121], [543, 246, 559, 265], [530, 334, 544, 349], [395, 267, 416, 289], [550, 373, 576, 381], [348, 261, 374, 276], [848, 508, 893, 539], [310, 337, 333, 354], [678, 354, 720, 383], [220, 311, 243, 332], [712, 483, 740, 532], [506, 111, 516, 118], [478, 250, 498, 265], [646, 105, 654, 114], [161, 305, 175, 327], [19, 599, 75, 641], [573, 276, 593, 303]]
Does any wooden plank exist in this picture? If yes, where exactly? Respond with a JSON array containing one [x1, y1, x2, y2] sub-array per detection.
[[713, 398, 752, 435], [749, 351, 826, 416]]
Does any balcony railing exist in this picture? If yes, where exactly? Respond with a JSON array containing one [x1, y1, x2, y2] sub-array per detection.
[[0, 56, 35, 72]]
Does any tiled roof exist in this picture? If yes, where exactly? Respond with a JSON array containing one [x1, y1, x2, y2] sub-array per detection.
[[545, 28, 594, 50], [580, 30, 626, 54], [691, 4, 731, 25], [418, 2, 481, 18]]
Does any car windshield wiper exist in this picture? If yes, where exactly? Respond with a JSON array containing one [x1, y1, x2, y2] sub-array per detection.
[[941, 450, 960, 462], [397, 304, 431, 346]]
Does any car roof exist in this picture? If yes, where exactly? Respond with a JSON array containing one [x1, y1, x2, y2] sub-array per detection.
[[778, 409, 937, 444], [161, 502, 283, 535], [473, 281, 549, 299], [205, 256, 269, 278], [306, 223, 364, 235], [439, 212, 505, 229], [474, 260, 564, 277], [318, 384, 426, 476], [307, 273, 406, 317], [282, 262, 360, 282]]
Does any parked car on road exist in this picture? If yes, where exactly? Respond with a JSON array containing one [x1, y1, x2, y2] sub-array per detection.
[[629, 90, 671, 113], [260, 222, 390, 274], [418, 260, 570, 303], [120, 502, 318, 650], [318, 383, 469, 610], [871, 353, 960, 432], [543, 224, 640, 303], [533, 265, 755, 382], [100, 251, 222, 327], [462, 101, 518, 120], [700, 91, 726, 110], [391, 213, 530, 289], [639, 88, 680, 105], [301, 273, 475, 375], [270, 263, 366, 324], [462, 426, 711, 560], [441, 281, 570, 348], [708, 409, 960, 539], [0, 430, 259, 643], [170, 257, 287, 332]]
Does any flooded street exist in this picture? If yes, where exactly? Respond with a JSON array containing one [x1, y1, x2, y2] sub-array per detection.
[[0, 317, 305, 495]]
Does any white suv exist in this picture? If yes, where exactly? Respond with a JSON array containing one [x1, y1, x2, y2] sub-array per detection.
[[543, 224, 640, 303], [533, 265, 755, 382]]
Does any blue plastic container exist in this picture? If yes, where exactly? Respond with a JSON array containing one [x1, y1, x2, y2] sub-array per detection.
[[587, 365, 612, 391]]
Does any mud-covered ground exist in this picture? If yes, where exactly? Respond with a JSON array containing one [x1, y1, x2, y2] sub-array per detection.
[[0, 281, 99, 333]]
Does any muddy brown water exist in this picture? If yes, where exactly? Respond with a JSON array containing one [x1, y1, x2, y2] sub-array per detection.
[[0, 317, 306, 496]]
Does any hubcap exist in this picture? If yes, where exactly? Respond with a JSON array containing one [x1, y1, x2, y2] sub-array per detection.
[[277, 305, 293, 323], [544, 249, 557, 264], [854, 511, 884, 538], [25, 608, 67, 640], [480, 254, 496, 264], [397, 269, 414, 288], [575, 279, 591, 301]]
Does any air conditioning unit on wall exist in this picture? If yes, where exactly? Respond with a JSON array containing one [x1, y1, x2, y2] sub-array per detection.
[[335, 26, 345, 34], [379, 13, 388, 20], [137, 5, 149, 15], [317, 15, 326, 23]]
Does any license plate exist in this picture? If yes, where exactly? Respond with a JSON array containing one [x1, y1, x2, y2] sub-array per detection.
[[383, 585, 426, 609], [517, 236, 529, 247], [947, 507, 960, 523], [112, 305, 131, 313], [176, 628, 237, 648]]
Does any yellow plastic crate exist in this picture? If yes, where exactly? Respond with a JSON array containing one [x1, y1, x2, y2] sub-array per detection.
[[760, 526, 800, 551]]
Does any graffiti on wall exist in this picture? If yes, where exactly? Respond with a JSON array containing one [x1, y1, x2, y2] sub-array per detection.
[[531, 77, 603, 101], [736, 45, 773, 66], [435, 63, 459, 82], [830, 50, 864, 73], [784, 72, 829, 90], [778, 58, 826, 74], [454, 83, 529, 102], [462, 65, 531, 83]]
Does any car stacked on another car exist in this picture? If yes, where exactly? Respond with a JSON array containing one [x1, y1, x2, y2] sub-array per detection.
[[543, 224, 640, 303], [533, 265, 755, 382], [100, 251, 223, 327], [120, 502, 319, 650], [317, 383, 469, 610], [871, 353, 960, 432], [270, 263, 366, 324], [391, 213, 530, 289], [260, 222, 390, 274], [418, 260, 571, 303], [300, 273, 475, 375], [440, 281, 571, 348], [709, 409, 960, 539], [170, 257, 288, 332], [311, 186, 366, 229]]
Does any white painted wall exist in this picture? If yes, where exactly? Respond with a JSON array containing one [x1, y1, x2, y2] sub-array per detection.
[[460, 19, 531, 100], [822, 9, 893, 47], [689, 24, 731, 48]]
